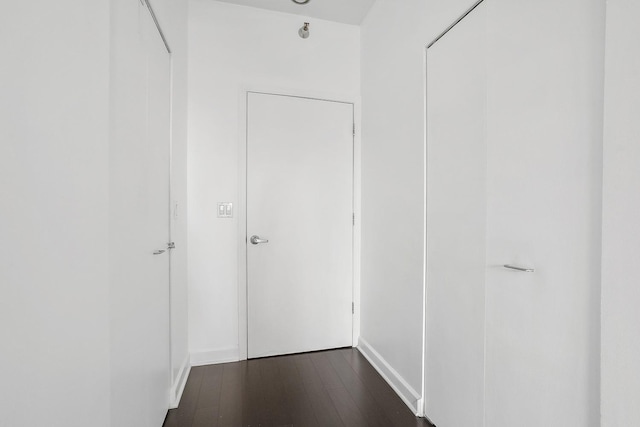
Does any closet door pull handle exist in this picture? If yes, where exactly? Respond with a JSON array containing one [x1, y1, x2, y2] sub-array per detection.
[[503, 264, 535, 273]]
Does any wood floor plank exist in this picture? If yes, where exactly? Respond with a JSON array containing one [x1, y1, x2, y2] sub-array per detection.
[[326, 382, 371, 427], [294, 354, 346, 426], [241, 359, 265, 427], [192, 406, 219, 427], [326, 350, 395, 427], [275, 356, 320, 427], [280, 387, 320, 427], [304, 388, 347, 427], [259, 357, 295, 426], [196, 364, 224, 410], [217, 361, 246, 427], [308, 350, 345, 390], [275, 354, 306, 390], [293, 354, 324, 393], [311, 350, 379, 426]]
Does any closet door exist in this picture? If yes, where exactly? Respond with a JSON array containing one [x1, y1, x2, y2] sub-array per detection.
[[483, 1, 600, 425], [144, 9, 172, 426], [110, 2, 171, 425], [425, 1, 601, 426], [424, 3, 487, 426]]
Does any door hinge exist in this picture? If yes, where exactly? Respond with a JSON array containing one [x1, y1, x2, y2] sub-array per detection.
[[353, 123, 356, 137], [352, 213, 355, 226], [352, 302, 355, 314]]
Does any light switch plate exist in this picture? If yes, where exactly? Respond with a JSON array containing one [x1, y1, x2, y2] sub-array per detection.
[[217, 202, 233, 218]]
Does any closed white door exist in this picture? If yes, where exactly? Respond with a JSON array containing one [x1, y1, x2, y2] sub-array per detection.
[[425, 3, 487, 426], [425, 1, 600, 426], [110, 2, 171, 425], [483, 0, 600, 425], [247, 93, 354, 359], [144, 10, 172, 426]]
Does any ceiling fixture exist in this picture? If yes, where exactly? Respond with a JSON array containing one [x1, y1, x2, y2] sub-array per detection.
[[298, 22, 310, 39], [291, 0, 311, 4]]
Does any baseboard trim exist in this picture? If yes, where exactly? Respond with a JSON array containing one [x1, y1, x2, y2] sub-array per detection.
[[357, 337, 422, 415], [190, 347, 240, 367], [170, 355, 191, 409]]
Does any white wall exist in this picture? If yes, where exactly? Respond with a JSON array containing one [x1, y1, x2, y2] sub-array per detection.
[[601, 0, 640, 425], [359, 0, 478, 410], [187, 0, 360, 363], [0, 1, 111, 426]]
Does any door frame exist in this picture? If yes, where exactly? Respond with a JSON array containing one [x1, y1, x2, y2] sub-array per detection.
[[237, 87, 361, 360]]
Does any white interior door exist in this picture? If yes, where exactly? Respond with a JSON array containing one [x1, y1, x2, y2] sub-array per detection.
[[483, 1, 600, 425], [144, 10, 172, 426], [109, 2, 171, 425], [425, 4, 487, 427], [425, 1, 600, 426], [247, 93, 354, 359]]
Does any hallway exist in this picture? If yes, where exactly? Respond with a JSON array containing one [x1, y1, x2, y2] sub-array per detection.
[[5, 0, 640, 425], [164, 348, 433, 427]]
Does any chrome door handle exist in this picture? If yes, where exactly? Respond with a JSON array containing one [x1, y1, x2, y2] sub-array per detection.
[[153, 250, 166, 255], [250, 235, 269, 245], [503, 264, 535, 273]]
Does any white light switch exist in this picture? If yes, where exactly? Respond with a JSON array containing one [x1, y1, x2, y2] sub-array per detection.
[[217, 202, 233, 218]]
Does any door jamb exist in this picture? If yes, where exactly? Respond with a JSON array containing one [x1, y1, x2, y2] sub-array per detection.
[[237, 87, 361, 361]]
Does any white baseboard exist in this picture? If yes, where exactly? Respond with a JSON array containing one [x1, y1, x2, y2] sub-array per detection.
[[357, 337, 422, 415], [170, 355, 191, 409], [190, 347, 240, 367]]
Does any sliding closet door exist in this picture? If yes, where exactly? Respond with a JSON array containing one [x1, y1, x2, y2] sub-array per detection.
[[424, 3, 486, 426]]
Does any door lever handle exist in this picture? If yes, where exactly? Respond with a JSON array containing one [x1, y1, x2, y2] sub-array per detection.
[[250, 235, 269, 245], [503, 264, 535, 273], [153, 250, 166, 255]]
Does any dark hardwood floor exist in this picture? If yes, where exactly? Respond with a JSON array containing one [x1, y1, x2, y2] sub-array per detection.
[[163, 347, 434, 427]]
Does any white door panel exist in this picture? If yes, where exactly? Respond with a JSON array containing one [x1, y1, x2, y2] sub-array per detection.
[[484, 1, 599, 425], [247, 93, 353, 359], [144, 11, 171, 426], [425, 4, 487, 426], [425, 1, 599, 426], [110, 2, 171, 425]]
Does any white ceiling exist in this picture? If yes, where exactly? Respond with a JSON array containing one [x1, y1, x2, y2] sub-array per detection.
[[214, 0, 376, 25]]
